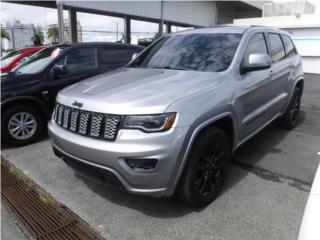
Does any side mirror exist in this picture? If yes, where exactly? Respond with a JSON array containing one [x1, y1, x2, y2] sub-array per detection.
[[131, 53, 138, 61], [240, 53, 272, 74], [52, 64, 68, 76]]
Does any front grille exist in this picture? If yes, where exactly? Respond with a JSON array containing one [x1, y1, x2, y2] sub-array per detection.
[[54, 103, 121, 141]]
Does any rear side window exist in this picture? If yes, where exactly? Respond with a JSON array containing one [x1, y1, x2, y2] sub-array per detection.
[[243, 33, 268, 66], [58, 47, 98, 74], [282, 35, 296, 57], [268, 33, 285, 62], [101, 45, 135, 66]]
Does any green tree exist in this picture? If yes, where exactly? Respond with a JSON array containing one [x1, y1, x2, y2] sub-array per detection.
[[47, 24, 59, 43], [152, 32, 161, 42], [32, 25, 44, 46], [1, 27, 10, 40]]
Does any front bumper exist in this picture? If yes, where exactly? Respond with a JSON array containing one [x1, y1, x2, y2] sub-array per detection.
[[48, 121, 189, 197]]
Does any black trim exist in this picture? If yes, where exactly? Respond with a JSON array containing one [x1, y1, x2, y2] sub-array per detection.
[[53, 147, 124, 189]]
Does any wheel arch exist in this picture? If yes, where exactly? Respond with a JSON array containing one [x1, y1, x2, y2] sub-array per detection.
[[170, 113, 236, 196], [1, 96, 50, 121], [295, 78, 304, 94]]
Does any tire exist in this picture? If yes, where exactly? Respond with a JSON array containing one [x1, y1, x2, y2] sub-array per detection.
[[278, 86, 302, 130], [176, 127, 231, 207], [2, 105, 44, 146]]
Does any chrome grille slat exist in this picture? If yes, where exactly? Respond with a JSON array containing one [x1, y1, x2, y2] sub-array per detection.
[[63, 108, 70, 128], [70, 110, 79, 132], [54, 103, 120, 141], [53, 104, 59, 122], [104, 116, 120, 139], [79, 112, 90, 135], [57, 105, 63, 125], [90, 114, 104, 137]]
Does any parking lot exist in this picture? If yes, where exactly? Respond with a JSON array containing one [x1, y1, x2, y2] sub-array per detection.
[[2, 73, 320, 240]]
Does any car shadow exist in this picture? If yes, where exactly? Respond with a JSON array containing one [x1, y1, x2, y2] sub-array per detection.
[[1, 135, 50, 150], [222, 109, 307, 194], [76, 173, 198, 218], [74, 110, 307, 218]]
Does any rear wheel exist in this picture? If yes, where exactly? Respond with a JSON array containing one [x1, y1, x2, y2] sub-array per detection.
[[177, 127, 231, 207], [2, 105, 44, 146], [278, 86, 302, 130]]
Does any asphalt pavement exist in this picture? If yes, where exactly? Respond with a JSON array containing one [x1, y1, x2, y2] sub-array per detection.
[[2, 73, 320, 240]]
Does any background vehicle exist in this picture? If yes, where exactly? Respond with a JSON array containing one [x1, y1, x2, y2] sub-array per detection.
[[1, 42, 144, 146], [298, 163, 320, 240], [49, 27, 304, 206], [1, 47, 43, 73]]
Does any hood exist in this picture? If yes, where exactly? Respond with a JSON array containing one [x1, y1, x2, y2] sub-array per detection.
[[1, 72, 41, 91], [58, 68, 221, 114]]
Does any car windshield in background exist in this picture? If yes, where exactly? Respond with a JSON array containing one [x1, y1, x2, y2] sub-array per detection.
[[130, 33, 243, 72], [12, 46, 67, 75], [1, 50, 24, 67]]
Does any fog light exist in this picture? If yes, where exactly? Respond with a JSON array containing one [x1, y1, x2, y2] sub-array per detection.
[[124, 158, 157, 170]]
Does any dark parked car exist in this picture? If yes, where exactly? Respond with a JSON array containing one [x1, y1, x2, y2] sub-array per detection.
[[1, 42, 144, 146]]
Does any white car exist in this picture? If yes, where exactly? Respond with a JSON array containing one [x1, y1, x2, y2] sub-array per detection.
[[298, 163, 320, 240]]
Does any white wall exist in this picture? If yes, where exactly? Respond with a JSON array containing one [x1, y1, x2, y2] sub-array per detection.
[[234, 15, 320, 74]]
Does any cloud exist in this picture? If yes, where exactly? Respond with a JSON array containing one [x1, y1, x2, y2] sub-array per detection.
[[1, 2, 58, 26]]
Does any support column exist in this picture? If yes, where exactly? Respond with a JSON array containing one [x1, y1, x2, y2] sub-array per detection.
[[68, 8, 77, 43], [124, 16, 131, 44], [166, 22, 171, 33], [158, 22, 163, 36], [159, 0, 164, 36], [57, 1, 64, 43]]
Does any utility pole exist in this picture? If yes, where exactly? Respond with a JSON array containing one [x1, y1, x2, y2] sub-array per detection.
[[11, 27, 15, 49]]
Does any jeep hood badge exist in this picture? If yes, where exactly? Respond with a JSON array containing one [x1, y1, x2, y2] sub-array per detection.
[[72, 101, 83, 108]]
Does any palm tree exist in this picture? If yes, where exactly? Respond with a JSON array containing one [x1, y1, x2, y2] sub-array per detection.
[[47, 24, 59, 43], [31, 25, 44, 46], [152, 32, 161, 42], [1, 27, 10, 40]]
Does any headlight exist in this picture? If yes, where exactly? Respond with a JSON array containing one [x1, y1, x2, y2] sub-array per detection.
[[123, 113, 176, 132]]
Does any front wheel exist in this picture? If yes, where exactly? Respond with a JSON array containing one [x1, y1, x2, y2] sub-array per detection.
[[2, 105, 44, 146], [176, 127, 231, 207]]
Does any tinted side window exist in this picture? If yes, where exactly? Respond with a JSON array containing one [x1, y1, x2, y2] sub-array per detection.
[[282, 35, 296, 57], [101, 46, 135, 66], [58, 47, 98, 74], [268, 33, 285, 62], [243, 33, 268, 65]]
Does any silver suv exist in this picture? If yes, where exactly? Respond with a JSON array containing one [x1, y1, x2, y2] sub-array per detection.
[[49, 27, 303, 206]]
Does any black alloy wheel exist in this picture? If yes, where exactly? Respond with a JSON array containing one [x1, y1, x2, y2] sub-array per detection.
[[177, 127, 231, 207]]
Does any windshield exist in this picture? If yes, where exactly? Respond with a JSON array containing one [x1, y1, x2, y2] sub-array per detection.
[[1, 50, 24, 68], [130, 33, 243, 72], [12, 46, 66, 75]]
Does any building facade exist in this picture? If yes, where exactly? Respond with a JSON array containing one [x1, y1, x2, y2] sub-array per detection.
[[2, 20, 33, 50], [234, 1, 320, 74]]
